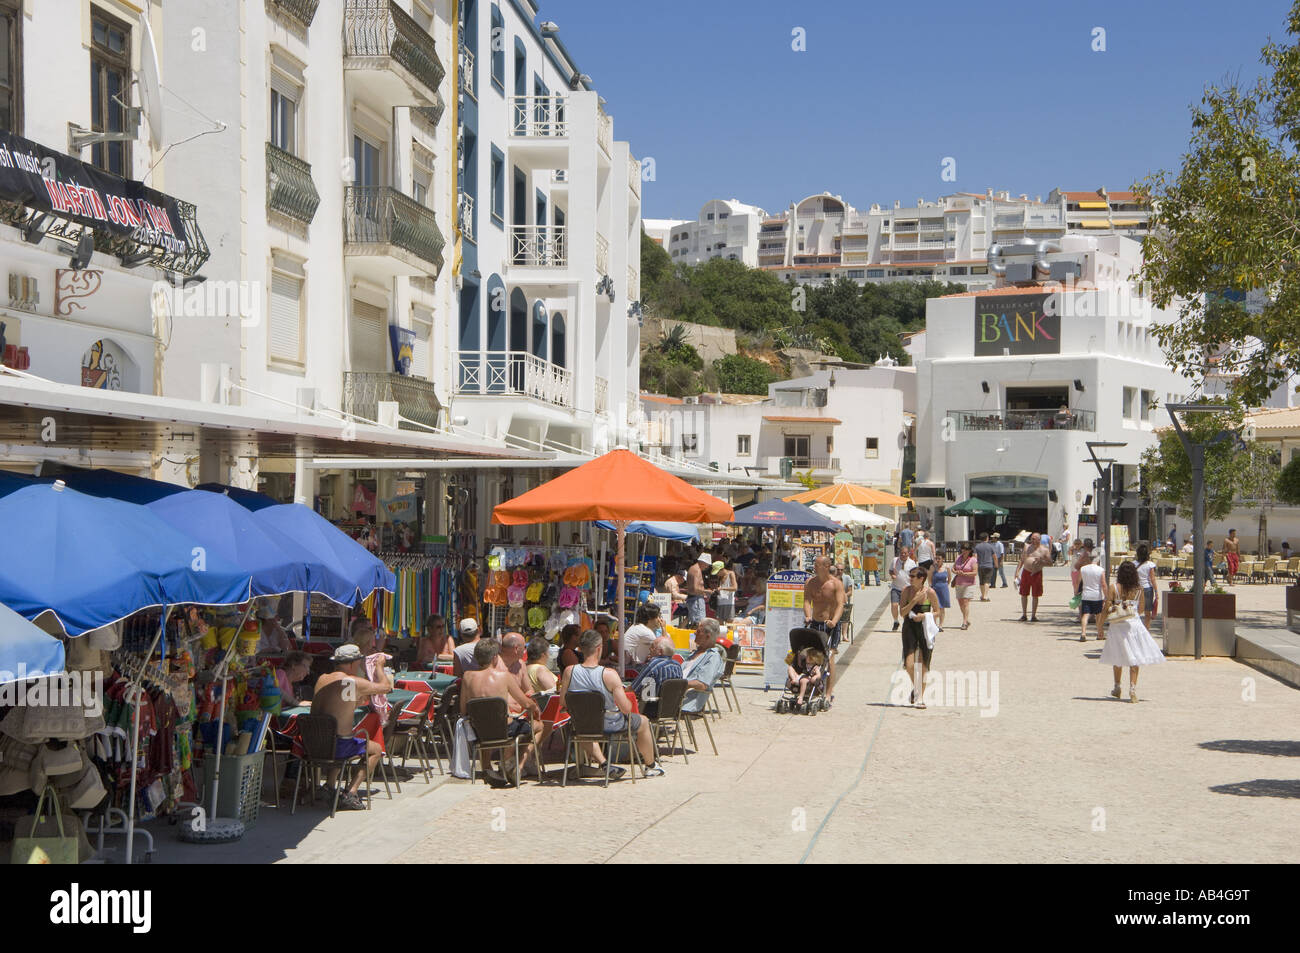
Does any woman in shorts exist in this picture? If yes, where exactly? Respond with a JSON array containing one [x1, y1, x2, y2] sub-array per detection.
[[930, 552, 951, 631], [1134, 543, 1159, 628], [951, 542, 978, 630]]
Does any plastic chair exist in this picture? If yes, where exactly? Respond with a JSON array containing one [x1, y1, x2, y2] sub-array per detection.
[[290, 714, 371, 817], [560, 691, 643, 787], [465, 696, 522, 787], [715, 645, 741, 715], [394, 692, 435, 782]]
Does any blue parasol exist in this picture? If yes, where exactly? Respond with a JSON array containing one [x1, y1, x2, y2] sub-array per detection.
[[0, 601, 65, 685]]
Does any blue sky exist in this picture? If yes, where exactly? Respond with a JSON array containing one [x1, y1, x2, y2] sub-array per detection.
[[538, 0, 1293, 219]]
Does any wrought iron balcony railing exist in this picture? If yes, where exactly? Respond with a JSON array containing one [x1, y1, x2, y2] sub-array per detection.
[[343, 371, 441, 431], [344, 186, 446, 273], [266, 142, 320, 225], [344, 0, 445, 100], [413, 97, 445, 129], [268, 0, 319, 28]]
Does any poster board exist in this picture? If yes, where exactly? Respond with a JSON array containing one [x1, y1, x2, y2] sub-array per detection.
[[1076, 513, 1098, 549], [802, 543, 824, 572], [1109, 523, 1130, 555], [762, 570, 810, 689], [649, 592, 672, 621], [730, 621, 764, 667]]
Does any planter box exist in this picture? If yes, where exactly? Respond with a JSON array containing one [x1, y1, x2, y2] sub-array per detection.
[[1161, 591, 1236, 656], [1288, 585, 1300, 634]]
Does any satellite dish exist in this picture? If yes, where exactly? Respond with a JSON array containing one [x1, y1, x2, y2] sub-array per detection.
[[138, 11, 164, 150]]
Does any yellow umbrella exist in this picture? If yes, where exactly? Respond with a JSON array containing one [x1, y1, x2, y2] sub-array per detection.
[[785, 483, 910, 507]]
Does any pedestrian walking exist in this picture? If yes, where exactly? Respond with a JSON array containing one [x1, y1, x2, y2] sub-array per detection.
[[1135, 543, 1158, 629], [974, 532, 997, 600], [951, 543, 978, 629], [889, 546, 918, 631], [899, 567, 938, 708], [930, 553, 951, 630], [1077, 540, 1106, 642], [993, 533, 1009, 587], [1016, 533, 1049, 622], [1100, 561, 1164, 703], [1223, 529, 1240, 586]]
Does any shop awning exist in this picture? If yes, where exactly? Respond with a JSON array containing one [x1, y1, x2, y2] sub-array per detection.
[[595, 520, 699, 542], [0, 130, 209, 276]]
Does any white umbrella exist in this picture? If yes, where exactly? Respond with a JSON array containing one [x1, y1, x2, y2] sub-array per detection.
[[810, 502, 895, 528]]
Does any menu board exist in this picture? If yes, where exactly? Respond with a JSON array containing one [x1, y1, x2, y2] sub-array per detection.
[[1076, 513, 1098, 548], [763, 570, 811, 690], [730, 621, 765, 667], [802, 543, 824, 572]]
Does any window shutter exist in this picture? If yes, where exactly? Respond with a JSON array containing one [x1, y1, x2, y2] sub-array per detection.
[[411, 307, 433, 380], [352, 300, 387, 372], [269, 273, 302, 363]]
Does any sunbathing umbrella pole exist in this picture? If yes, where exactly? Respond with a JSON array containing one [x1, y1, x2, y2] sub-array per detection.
[[125, 605, 170, 864], [615, 519, 628, 660], [180, 602, 256, 845]]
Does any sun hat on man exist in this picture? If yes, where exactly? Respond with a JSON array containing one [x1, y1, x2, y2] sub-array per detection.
[[330, 643, 363, 663], [697, 553, 712, 565], [459, 618, 479, 636]]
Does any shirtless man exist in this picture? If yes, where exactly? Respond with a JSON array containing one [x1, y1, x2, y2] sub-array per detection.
[[460, 638, 540, 785], [312, 643, 393, 810], [685, 554, 715, 626], [498, 632, 533, 712], [1223, 529, 1240, 585], [1016, 533, 1050, 622], [803, 555, 846, 700]]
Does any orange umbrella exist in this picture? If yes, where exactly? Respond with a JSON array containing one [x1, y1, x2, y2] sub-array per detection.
[[784, 483, 910, 507], [493, 450, 733, 643]]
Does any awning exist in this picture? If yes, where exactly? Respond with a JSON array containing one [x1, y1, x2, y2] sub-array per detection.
[[0, 130, 209, 275], [1110, 219, 1142, 226], [762, 416, 842, 425], [1076, 201, 1109, 209], [1079, 220, 1110, 228]]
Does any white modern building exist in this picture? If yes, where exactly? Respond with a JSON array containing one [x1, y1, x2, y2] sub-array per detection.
[[664, 198, 767, 267], [641, 218, 684, 249], [641, 362, 915, 499], [912, 235, 1189, 543]]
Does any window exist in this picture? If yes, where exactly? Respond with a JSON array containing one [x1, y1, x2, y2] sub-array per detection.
[[682, 434, 699, 454], [1122, 386, 1137, 420], [706, 213, 714, 220], [351, 299, 388, 372], [865, 437, 879, 458], [353, 135, 381, 187], [90, 10, 131, 176], [784, 434, 810, 466], [412, 144, 433, 206], [1140, 389, 1155, 423], [270, 71, 300, 154], [826, 436, 834, 454], [490, 5, 505, 91], [490, 146, 504, 224], [268, 257, 305, 365], [0, 0, 21, 134], [719, 212, 729, 219], [737, 434, 751, 455]]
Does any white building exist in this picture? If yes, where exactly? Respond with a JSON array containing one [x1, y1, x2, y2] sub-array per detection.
[[641, 218, 684, 249], [665, 198, 767, 267], [641, 362, 915, 498], [913, 235, 1189, 543]]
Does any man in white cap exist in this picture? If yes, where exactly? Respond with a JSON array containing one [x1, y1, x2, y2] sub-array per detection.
[[684, 553, 715, 626], [312, 643, 392, 810], [255, 602, 291, 654], [452, 618, 482, 677]]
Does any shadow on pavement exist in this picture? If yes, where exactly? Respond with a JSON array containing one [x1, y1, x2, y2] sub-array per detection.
[[1209, 779, 1300, 799], [1199, 739, 1300, 757]]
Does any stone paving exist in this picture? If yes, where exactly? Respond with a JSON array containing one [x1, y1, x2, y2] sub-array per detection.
[[144, 572, 1300, 863]]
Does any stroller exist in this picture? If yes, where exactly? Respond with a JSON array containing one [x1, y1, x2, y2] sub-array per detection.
[[774, 627, 830, 715]]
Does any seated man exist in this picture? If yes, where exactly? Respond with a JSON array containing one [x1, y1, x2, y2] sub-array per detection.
[[312, 643, 393, 810], [680, 618, 726, 717], [415, 614, 454, 668], [629, 637, 684, 720], [498, 632, 534, 712], [559, 629, 664, 778], [460, 638, 540, 786]]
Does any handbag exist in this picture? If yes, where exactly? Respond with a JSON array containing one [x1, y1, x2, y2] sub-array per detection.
[[1107, 598, 1137, 624], [1069, 593, 1082, 610], [10, 784, 89, 864]]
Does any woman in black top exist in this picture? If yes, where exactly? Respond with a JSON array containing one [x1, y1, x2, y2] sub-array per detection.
[[900, 568, 937, 708]]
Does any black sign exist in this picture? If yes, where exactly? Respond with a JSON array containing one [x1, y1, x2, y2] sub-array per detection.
[[0, 130, 207, 273], [973, 293, 1060, 356]]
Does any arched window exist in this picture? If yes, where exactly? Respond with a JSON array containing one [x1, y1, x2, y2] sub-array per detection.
[[531, 300, 548, 360]]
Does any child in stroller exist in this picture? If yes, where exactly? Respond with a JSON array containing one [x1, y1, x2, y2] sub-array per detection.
[[776, 627, 831, 714]]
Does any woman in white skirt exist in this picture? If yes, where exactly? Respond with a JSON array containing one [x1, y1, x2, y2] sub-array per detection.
[[1100, 561, 1164, 702]]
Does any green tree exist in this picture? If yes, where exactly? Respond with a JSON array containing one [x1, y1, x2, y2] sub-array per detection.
[[1277, 455, 1300, 503], [1139, 406, 1249, 521], [713, 353, 776, 395], [1135, 1, 1300, 406], [640, 228, 672, 297]]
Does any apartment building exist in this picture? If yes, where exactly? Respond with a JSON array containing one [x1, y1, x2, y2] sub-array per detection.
[[664, 198, 767, 267]]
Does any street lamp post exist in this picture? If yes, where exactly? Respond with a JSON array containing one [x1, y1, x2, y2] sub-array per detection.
[[1086, 441, 1127, 582], [1165, 403, 1233, 660]]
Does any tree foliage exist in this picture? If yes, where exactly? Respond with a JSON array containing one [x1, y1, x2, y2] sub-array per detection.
[[1278, 455, 1300, 504], [712, 353, 777, 395], [1139, 406, 1250, 521], [1135, 1, 1300, 406]]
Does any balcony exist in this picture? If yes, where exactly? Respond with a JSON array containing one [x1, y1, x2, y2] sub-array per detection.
[[343, 186, 446, 277], [344, 0, 445, 107], [764, 456, 841, 476], [266, 142, 320, 225], [458, 192, 474, 242], [597, 106, 612, 156], [343, 371, 441, 431], [629, 155, 641, 197], [595, 232, 610, 275], [456, 351, 574, 408], [594, 375, 609, 414], [948, 408, 1097, 432], [627, 265, 639, 301], [510, 95, 568, 138], [268, 0, 319, 29], [510, 225, 567, 268], [459, 43, 475, 98], [412, 98, 445, 130]]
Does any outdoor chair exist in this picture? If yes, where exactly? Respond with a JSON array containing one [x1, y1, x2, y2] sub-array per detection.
[[716, 645, 741, 714], [648, 678, 689, 763], [420, 689, 456, 775], [393, 691, 435, 782], [1281, 557, 1300, 582], [465, 696, 523, 787], [371, 703, 404, 798], [1260, 556, 1280, 584], [680, 698, 719, 756], [434, 682, 461, 768], [560, 691, 644, 787], [290, 714, 372, 818]]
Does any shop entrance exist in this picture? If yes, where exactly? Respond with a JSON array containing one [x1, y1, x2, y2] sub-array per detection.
[[968, 475, 1049, 538]]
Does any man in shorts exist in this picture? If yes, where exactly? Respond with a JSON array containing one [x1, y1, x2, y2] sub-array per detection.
[[804, 555, 846, 700], [685, 553, 715, 625], [993, 533, 1008, 587], [889, 546, 918, 631], [1223, 529, 1240, 585], [312, 643, 393, 810], [461, 638, 540, 785], [1076, 541, 1107, 642], [1016, 533, 1050, 622], [974, 532, 997, 601]]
